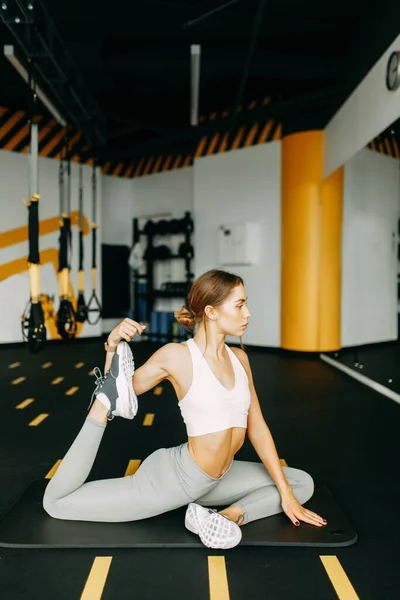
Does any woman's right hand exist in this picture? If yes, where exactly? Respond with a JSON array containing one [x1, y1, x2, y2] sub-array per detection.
[[107, 318, 146, 348]]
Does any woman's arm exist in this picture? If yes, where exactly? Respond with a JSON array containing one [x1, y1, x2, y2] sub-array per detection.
[[103, 318, 175, 396], [230, 347, 292, 496]]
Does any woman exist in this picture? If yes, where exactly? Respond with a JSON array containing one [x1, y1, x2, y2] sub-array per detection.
[[43, 269, 327, 549]]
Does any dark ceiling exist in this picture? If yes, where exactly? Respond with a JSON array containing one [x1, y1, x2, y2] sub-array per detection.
[[0, 0, 400, 162]]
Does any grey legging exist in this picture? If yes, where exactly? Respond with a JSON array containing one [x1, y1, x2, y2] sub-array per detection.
[[43, 416, 314, 524]]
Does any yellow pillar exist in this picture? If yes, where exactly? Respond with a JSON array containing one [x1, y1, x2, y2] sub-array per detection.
[[281, 131, 343, 352]]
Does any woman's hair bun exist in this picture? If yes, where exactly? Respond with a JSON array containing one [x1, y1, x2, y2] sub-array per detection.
[[174, 305, 196, 329]]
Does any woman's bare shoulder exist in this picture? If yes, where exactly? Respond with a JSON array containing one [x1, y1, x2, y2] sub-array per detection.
[[229, 346, 250, 370], [156, 341, 189, 366]]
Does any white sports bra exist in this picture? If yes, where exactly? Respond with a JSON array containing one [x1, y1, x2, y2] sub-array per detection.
[[178, 338, 251, 437]]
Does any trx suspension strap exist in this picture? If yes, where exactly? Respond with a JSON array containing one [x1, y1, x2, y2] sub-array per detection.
[[76, 164, 88, 323], [56, 146, 77, 340], [86, 163, 102, 325], [22, 116, 47, 353], [21, 72, 46, 353]]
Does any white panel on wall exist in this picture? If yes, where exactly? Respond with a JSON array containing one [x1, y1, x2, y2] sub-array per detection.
[[193, 143, 281, 348], [0, 150, 102, 343], [341, 148, 400, 347], [324, 34, 400, 178]]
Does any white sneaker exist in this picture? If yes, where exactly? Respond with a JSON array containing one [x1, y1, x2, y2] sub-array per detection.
[[88, 341, 138, 420], [185, 502, 242, 549]]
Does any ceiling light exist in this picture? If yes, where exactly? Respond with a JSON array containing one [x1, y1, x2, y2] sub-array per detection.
[[4, 44, 67, 126], [1, 3, 8, 10]]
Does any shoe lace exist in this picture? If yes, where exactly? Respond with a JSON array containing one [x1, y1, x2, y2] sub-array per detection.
[[87, 367, 113, 417]]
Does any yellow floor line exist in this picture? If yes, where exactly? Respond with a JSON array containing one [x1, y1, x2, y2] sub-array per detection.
[[80, 557, 113, 600], [208, 556, 230, 600], [29, 414, 49, 427], [41, 362, 53, 369], [280, 458, 288, 467], [75, 362, 85, 369], [45, 460, 62, 479], [11, 376, 26, 385], [320, 556, 360, 600], [154, 386, 163, 396], [66, 386, 79, 396], [16, 398, 35, 410], [51, 377, 64, 385], [143, 413, 155, 426], [8, 362, 21, 369], [125, 459, 141, 477]]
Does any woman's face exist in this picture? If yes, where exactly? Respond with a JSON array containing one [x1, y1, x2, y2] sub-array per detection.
[[213, 284, 252, 337]]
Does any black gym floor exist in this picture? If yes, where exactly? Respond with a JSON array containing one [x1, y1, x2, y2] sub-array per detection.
[[0, 339, 399, 600]]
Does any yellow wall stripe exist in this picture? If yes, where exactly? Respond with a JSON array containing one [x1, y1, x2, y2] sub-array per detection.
[[29, 414, 49, 427], [3, 116, 43, 151], [0, 110, 25, 140], [51, 377, 64, 385], [8, 361, 21, 369], [172, 154, 182, 169], [41, 127, 67, 157], [320, 556, 360, 600], [134, 157, 145, 177], [113, 162, 125, 177], [16, 398, 35, 409], [384, 137, 393, 156], [152, 156, 163, 173], [75, 362, 84, 369], [0, 211, 89, 252], [143, 413, 155, 426], [279, 458, 288, 467], [183, 155, 192, 167], [195, 136, 208, 157], [258, 120, 274, 144], [41, 362, 53, 369], [208, 556, 230, 600], [125, 459, 141, 477], [207, 133, 220, 155], [244, 123, 259, 147], [12, 376, 26, 385], [273, 123, 283, 141], [21, 119, 57, 153], [142, 157, 153, 177], [162, 155, 173, 171], [80, 557, 113, 600], [45, 460, 62, 479], [392, 137, 400, 158], [154, 386, 163, 396], [125, 160, 135, 178], [231, 126, 246, 150]]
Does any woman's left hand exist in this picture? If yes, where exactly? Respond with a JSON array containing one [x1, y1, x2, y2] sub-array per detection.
[[281, 491, 327, 528]]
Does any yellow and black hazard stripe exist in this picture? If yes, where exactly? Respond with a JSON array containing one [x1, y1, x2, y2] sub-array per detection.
[[0, 98, 282, 179], [368, 134, 400, 159], [104, 97, 282, 179], [0, 106, 91, 163]]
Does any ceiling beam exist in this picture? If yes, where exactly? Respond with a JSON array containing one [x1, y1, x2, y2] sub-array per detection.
[[104, 51, 340, 80], [84, 84, 345, 160]]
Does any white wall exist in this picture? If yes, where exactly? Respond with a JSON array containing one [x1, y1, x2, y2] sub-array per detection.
[[102, 174, 135, 246], [341, 148, 400, 347], [193, 143, 281, 347], [324, 34, 400, 178], [0, 150, 102, 343]]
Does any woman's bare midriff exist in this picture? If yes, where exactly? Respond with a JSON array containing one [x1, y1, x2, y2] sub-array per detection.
[[166, 342, 247, 479], [188, 427, 246, 478]]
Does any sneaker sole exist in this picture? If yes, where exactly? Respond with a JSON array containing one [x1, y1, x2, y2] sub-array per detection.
[[115, 342, 137, 419]]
